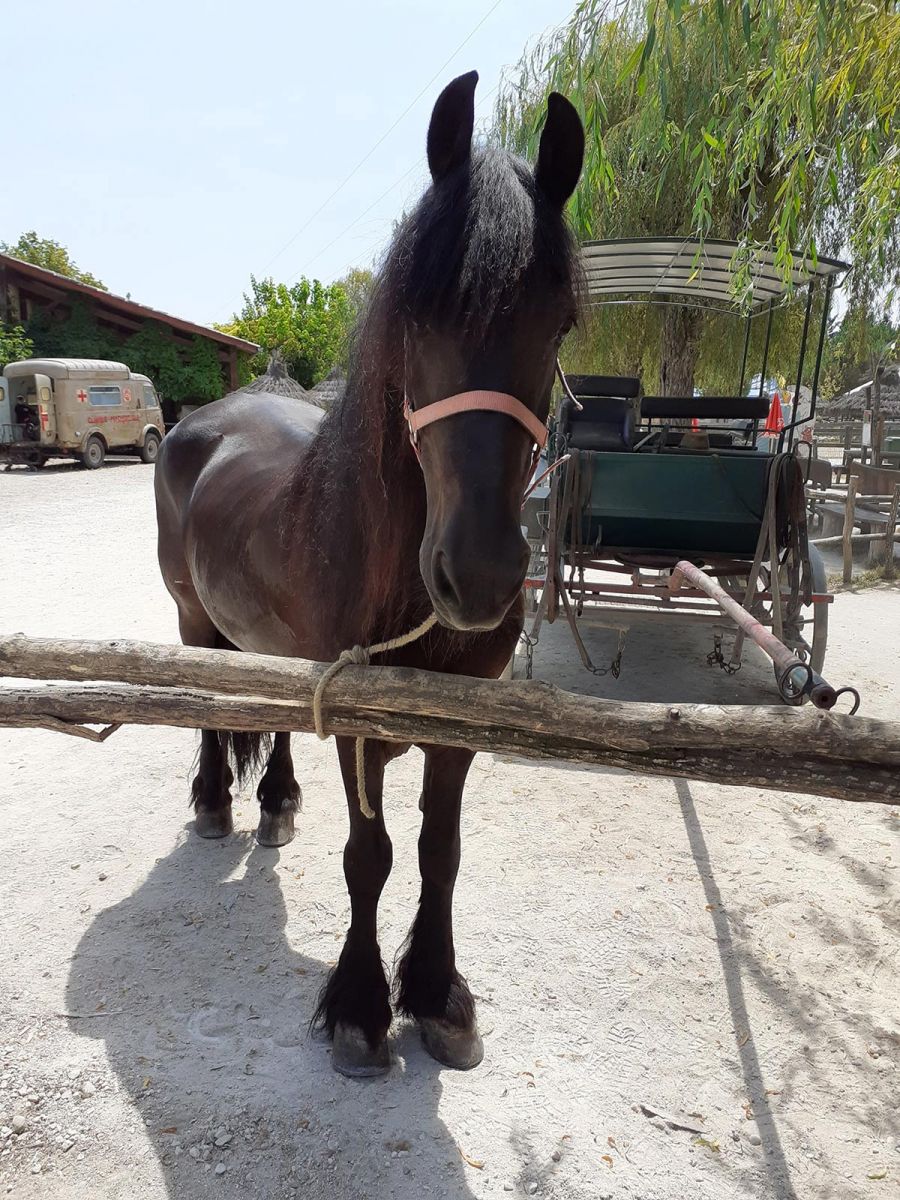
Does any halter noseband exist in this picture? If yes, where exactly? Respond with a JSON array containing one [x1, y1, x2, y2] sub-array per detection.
[[403, 390, 549, 453]]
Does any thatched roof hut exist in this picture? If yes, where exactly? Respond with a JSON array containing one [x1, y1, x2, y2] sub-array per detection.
[[822, 365, 900, 418], [308, 367, 346, 410], [238, 351, 311, 402]]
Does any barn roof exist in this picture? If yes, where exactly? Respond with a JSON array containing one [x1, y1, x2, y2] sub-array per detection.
[[0, 253, 258, 354]]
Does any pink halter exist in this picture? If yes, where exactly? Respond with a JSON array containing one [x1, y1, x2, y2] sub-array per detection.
[[402, 361, 572, 504], [403, 390, 549, 455]]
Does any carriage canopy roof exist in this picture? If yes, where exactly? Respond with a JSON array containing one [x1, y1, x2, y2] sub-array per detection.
[[580, 238, 849, 309]]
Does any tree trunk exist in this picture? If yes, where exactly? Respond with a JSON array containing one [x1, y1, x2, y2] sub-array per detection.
[[658, 304, 704, 415]]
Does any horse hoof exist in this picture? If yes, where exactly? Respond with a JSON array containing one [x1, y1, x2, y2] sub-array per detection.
[[332, 1023, 391, 1078], [420, 1019, 484, 1070], [256, 810, 295, 847], [194, 807, 233, 839]]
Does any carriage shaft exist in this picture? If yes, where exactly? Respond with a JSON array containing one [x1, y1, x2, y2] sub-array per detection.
[[668, 559, 839, 709]]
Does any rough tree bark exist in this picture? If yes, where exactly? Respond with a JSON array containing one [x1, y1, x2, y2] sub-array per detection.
[[0, 634, 897, 807]]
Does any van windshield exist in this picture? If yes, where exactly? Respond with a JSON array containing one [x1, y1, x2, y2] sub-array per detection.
[[143, 384, 159, 409]]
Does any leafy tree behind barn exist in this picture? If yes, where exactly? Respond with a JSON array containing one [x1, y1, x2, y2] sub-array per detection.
[[1, 231, 107, 290], [218, 275, 356, 389]]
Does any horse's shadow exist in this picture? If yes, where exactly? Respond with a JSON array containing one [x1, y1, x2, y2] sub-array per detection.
[[65, 829, 477, 1200]]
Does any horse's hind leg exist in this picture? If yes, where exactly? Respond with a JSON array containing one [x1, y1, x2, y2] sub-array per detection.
[[256, 732, 301, 847], [192, 730, 235, 838], [178, 611, 234, 838]]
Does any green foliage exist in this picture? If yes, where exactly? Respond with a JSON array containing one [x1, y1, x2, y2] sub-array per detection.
[[1, 231, 107, 290], [497, 0, 900, 392], [183, 336, 226, 402], [0, 322, 34, 370], [334, 267, 375, 367], [820, 307, 899, 400], [218, 275, 355, 388], [21, 301, 229, 407], [120, 322, 191, 401], [336, 267, 374, 322]]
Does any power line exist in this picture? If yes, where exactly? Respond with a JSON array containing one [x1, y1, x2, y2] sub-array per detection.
[[288, 82, 503, 284], [292, 159, 426, 280], [258, 0, 505, 277]]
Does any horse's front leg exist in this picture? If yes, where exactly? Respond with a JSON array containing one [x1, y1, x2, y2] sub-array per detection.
[[314, 736, 393, 1078], [396, 745, 483, 1070]]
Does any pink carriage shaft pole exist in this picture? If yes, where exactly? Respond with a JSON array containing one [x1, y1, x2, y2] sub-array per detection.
[[667, 558, 799, 677]]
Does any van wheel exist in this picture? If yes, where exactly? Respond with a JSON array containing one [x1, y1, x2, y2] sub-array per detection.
[[140, 431, 161, 464], [81, 436, 106, 469]]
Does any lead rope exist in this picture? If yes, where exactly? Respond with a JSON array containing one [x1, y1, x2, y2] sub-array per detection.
[[312, 612, 438, 818]]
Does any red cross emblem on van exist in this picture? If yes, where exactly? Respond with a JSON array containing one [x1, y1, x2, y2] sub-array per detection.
[[77, 389, 88, 403]]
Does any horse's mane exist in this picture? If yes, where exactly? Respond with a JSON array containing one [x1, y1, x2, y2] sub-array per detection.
[[299, 146, 580, 640]]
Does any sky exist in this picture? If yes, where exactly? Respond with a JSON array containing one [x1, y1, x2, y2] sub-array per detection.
[[2, 0, 576, 329]]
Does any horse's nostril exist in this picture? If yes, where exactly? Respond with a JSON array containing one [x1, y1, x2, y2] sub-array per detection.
[[432, 551, 460, 610]]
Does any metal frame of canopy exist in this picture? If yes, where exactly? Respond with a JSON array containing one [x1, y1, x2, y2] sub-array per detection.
[[579, 237, 850, 452]]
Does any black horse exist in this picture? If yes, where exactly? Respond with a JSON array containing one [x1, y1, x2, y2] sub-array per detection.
[[154, 71, 584, 1076]]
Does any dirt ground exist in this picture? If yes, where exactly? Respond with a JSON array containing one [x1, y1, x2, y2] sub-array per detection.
[[0, 459, 897, 1200]]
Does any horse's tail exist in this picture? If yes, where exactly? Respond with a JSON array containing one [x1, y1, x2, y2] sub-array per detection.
[[219, 731, 272, 787], [211, 631, 272, 786]]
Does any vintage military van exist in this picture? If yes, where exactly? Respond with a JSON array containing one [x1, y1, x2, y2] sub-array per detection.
[[0, 358, 165, 468]]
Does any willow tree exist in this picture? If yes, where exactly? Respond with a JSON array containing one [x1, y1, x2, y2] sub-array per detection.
[[495, 0, 900, 396]]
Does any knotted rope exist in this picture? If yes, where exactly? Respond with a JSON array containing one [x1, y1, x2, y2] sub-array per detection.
[[312, 613, 439, 818]]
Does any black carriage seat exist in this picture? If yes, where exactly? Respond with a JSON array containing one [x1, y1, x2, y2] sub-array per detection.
[[641, 395, 770, 420], [559, 374, 641, 452]]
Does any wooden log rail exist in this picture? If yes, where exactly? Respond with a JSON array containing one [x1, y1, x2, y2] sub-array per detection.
[[0, 634, 898, 807]]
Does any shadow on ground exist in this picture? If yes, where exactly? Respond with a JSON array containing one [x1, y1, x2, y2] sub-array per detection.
[[65, 829, 477, 1200]]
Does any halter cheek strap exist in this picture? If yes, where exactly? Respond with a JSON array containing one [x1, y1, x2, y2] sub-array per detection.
[[403, 390, 549, 453]]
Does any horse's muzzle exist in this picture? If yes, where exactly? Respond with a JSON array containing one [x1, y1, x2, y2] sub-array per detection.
[[425, 538, 529, 632]]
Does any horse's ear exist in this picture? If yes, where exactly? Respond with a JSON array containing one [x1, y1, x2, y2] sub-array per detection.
[[534, 92, 584, 209], [427, 71, 478, 183]]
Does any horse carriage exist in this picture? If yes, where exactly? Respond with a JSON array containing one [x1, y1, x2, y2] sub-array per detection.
[[520, 237, 856, 710]]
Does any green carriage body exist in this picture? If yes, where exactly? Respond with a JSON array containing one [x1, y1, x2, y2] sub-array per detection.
[[567, 448, 771, 558]]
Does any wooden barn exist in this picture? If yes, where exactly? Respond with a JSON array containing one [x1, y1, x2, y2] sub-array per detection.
[[0, 254, 257, 413]]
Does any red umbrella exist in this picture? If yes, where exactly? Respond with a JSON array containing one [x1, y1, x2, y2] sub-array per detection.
[[763, 391, 784, 435]]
